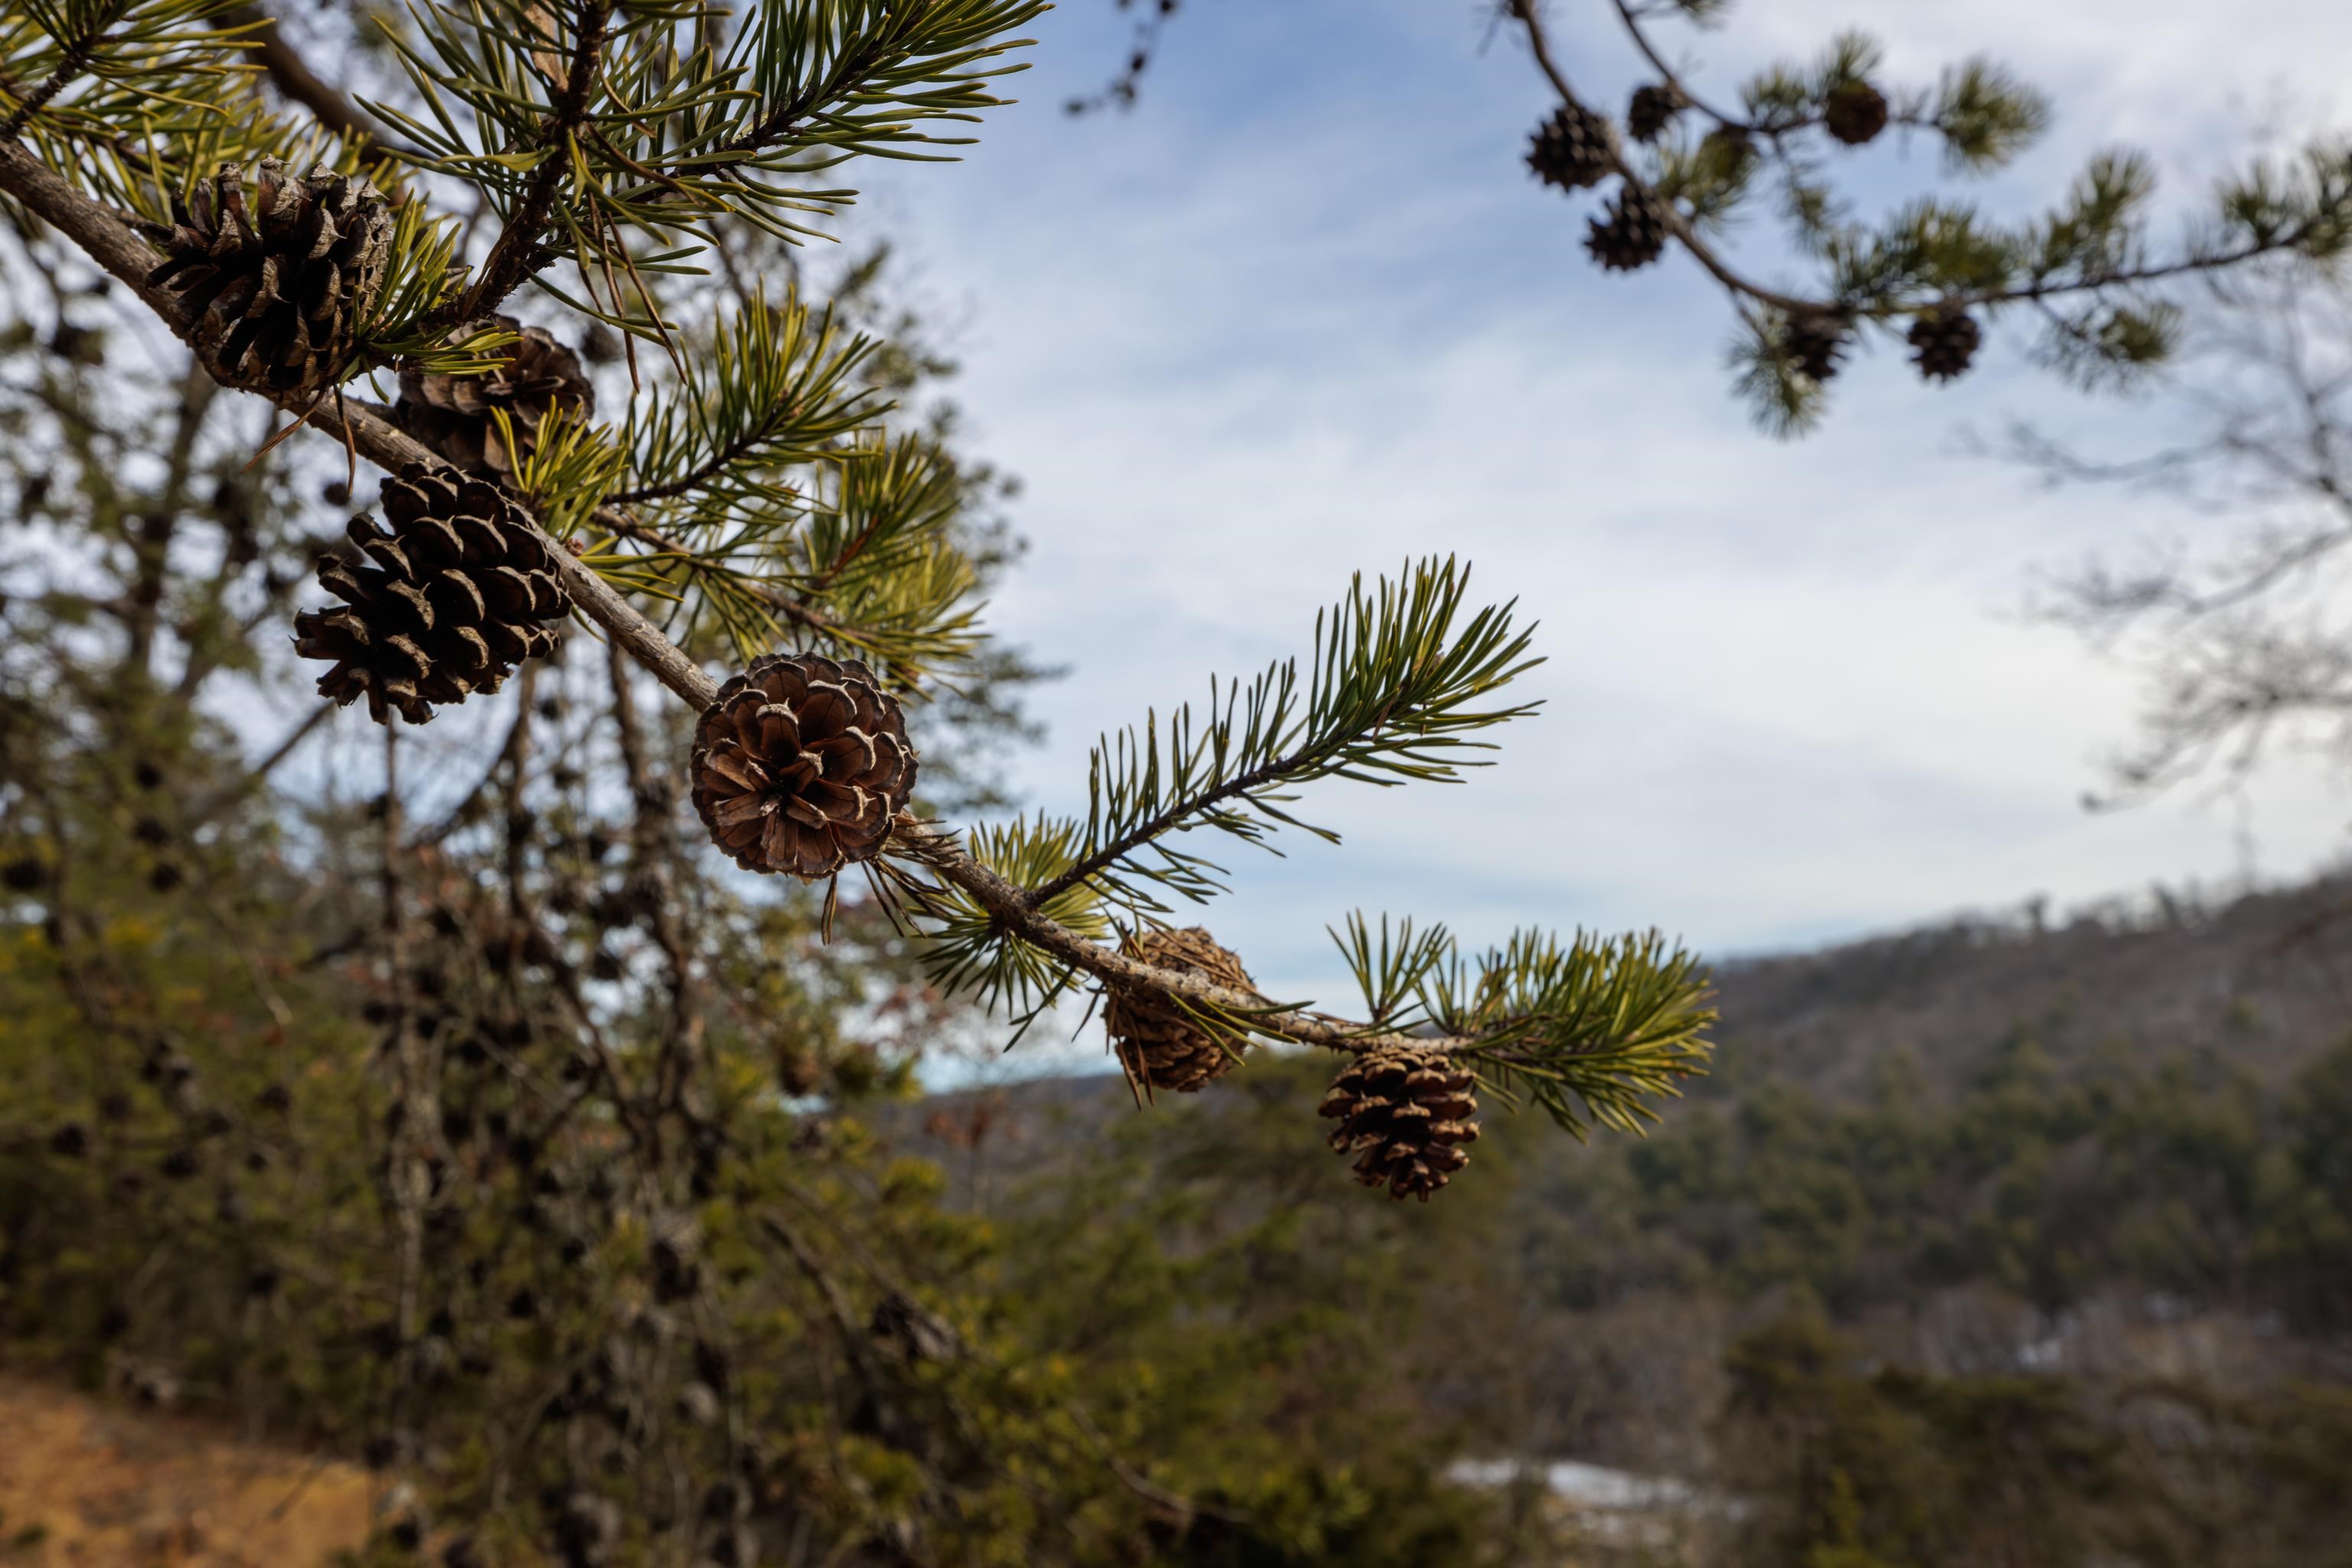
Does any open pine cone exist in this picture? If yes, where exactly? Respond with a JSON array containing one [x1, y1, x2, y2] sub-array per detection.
[[1625, 83, 1683, 144], [394, 316, 596, 480], [147, 159, 390, 394], [1318, 1044, 1481, 1201], [689, 653, 917, 879], [293, 465, 572, 724], [1103, 926, 1257, 1096]]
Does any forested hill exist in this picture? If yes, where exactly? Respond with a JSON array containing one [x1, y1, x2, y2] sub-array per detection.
[[887, 865, 2352, 1345], [1700, 867, 2352, 1097]]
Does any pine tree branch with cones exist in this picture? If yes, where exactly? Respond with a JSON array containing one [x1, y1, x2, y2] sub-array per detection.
[[0, 0, 1723, 1220], [1503, 0, 2352, 432]]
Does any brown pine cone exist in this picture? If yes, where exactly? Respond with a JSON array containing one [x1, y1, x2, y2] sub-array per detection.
[[1317, 1044, 1481, 1202], [1823, 81, 1890, 146], [1103, 926, 1257, 1096], [146, 160, 390, 395], [1784, 311, 1849, 383], [689, 653, 917, 879], [394, 316, 596, 480], [293, 465, 573, 724], [1907, 305, 1981, 381], [1625, 83, 1683, 145], [1586, 185, 1671, 272], [1527, 103, 1612, 192]]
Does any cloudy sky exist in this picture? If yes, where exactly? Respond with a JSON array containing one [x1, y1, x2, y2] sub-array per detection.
[[831, 0, 2352, 1047]]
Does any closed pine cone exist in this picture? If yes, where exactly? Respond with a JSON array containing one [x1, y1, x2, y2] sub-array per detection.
[[146, 160, 390, 394], [1527, 103, 1612, 192], [1586, 185, 1671, 272], [689, 653, 917, 879], [1823, 81, 1890, 146], [1318, 1044, 1480, 1202], [395, 315, 596, 479], [1625, 83, 1682, 144], [1907, 305, 1981, 381], [293, 465, 572, 724], [1785, 311, 1848, 383], [1103, 927, 1256, 1096]]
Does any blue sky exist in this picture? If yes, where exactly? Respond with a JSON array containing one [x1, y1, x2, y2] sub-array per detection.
[[834, 0, 2352, 1047]]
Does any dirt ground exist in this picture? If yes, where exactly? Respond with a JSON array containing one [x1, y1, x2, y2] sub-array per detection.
[[0, 1377, 375, 1566]]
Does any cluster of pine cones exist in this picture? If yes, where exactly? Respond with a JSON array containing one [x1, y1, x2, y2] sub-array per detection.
[[1524, 79, 1985, 384], [1523, 97, 1671, 273], [164, 146, 931, 880], [145, 161, 599, 733], [1103, 926, 1484, 1202]]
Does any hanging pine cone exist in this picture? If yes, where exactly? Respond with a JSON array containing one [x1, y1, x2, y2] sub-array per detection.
[[1625, 83, 1682, 145], [293, 465, 572, 724], [394, 316, 596, 481], [1907, 305, 1981, 381], [1526, 103, 1612, 191], [146, 159, 390, 395], [1822, 81, 1889, 146], [1317, 1044, 1480, 1202], [1102, 926, 1256, 1096], [1586, 185, 1671, 272], [688, 653, 917, 879], [1785, 311, 1849, 383]]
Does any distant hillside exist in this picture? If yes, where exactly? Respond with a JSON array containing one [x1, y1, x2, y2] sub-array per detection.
[[1703, 868, 2352, 1096], [890, 867, 2352, 1157]]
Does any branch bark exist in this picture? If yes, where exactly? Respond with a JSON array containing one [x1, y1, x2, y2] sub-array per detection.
[[441, 1, 612, 326]]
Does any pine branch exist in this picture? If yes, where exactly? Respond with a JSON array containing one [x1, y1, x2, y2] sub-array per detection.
[[1505, 2, 2352, 343], [0, 126, 1710, 1137], [440, 0, 614, 326], [0, 6, 105, 140], [612, 292, 884, 509], [1020, 560, 1541, 912], [707, 23, 894, 165], [2, 0, 260, 147]]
